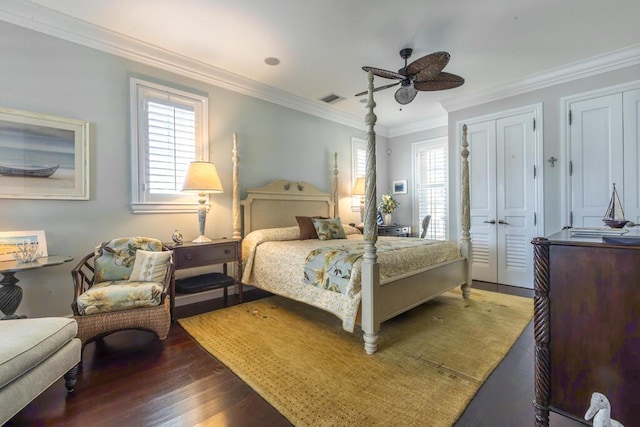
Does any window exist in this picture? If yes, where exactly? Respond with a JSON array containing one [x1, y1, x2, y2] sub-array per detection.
[[130, 78, 208, 213], [413, 138, 448, 240], [351, 137, 366, 211]]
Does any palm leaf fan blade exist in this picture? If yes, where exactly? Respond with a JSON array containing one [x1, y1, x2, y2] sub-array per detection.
[[361, 66, 405, 80], [414, 72, 465, 91], [406, 51, 450, 79]]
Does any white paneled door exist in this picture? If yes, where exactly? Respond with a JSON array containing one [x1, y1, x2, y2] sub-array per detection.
[[468, 112, 537, 288], [623, 89, 640, 224], [569, 94, 623, 227], [568, 87, 640, 228]]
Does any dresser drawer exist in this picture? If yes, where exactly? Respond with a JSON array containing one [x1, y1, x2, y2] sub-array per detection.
[[172, 241, 239, 269]]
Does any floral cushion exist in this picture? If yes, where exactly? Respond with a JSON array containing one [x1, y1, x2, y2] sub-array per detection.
[[76, 280, 164, 315], [312, 217, 347, 240], [94, 237, 163, 283]]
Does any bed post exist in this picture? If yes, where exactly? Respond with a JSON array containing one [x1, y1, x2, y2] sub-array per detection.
[[460, 124, 472, 298], [361, 70, 380, 354], [332, 151, 339, 219], [232, 132, 241, 240]]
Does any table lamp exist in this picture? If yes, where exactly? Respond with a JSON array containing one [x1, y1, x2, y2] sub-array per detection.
[[182, 161, 224, 243], [352, 176, 366, 223]]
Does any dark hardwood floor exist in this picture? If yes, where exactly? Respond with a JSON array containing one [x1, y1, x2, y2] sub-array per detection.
[[7, 284, 586, 427]]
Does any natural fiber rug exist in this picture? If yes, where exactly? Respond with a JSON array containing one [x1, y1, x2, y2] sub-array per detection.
[[179, 288, 533, 427]]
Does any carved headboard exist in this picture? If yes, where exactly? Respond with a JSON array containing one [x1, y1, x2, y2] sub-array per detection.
[[240, 180, 334, 233]]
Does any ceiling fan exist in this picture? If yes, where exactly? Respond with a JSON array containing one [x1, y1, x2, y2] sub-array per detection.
[[356, 48, 464, 105]]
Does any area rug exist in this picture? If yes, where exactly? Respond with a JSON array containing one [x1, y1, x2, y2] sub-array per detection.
[[179, 288, 533, 427]]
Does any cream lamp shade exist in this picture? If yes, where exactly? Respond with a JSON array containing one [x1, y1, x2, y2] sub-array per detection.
[[352, 177, 366, 222], [182, 161, 223, 243], [352, 177, 366, 196]]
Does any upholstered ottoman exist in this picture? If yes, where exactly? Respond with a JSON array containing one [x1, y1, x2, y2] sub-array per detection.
[[0, 317, 81, 424]]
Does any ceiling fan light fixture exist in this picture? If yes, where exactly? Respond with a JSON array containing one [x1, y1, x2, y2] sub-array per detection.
[[394, 86, 417, 105]]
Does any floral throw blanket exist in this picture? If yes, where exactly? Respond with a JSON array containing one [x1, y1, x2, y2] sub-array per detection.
[[304, 245, 364, 293], [303, 239, 437, 294]]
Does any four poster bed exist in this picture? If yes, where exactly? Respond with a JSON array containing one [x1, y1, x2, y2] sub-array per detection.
[[230, 72, 472, 354]]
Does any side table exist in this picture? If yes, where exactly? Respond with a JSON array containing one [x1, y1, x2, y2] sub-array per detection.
[[165, 239, 241, 320], [0, 255, 74, 319], [378, 224, 412, 237]]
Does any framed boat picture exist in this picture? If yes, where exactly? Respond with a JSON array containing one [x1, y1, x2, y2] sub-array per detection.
[[0, 107, 89, 200]]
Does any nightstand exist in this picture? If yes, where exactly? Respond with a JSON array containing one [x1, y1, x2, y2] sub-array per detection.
[[377, 225, 411, 237], [165, 239, 242, 320]]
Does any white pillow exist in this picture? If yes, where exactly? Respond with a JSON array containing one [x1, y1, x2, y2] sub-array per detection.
[[129, 249, 172, 282]]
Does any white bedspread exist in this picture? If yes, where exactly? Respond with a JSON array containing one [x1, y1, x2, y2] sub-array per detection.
[[241, 226, 462, 332]]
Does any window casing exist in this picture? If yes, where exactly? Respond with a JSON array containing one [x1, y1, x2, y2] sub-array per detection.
[[413, 138, 448, 240], [130, 78, 208, 213], [351, 137, 366, 211]]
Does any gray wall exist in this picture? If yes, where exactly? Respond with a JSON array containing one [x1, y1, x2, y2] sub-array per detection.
[[0, 21, 387, 317]]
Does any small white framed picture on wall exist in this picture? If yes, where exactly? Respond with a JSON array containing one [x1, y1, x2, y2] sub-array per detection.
[[392, 180, 407, 194]]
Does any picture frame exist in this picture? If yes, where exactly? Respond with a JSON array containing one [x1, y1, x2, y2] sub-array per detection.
[[392, 179, 408, 194], [0, 230, 48, 261], [0, 107, 89, 200]]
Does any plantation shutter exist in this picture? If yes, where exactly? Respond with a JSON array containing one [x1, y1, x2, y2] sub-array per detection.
[[146, 100, 196, 194], [415, 140, 448, 240]]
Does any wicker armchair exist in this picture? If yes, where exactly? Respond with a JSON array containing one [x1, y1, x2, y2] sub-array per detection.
[[71, 237, 175, 349]]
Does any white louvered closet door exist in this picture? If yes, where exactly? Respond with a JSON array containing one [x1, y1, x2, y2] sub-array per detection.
[[468, 112, 536, 288], [468, 121, 498, 283], [495, 113, 536, 288]]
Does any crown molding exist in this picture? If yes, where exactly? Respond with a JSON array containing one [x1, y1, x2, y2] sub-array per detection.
[[441, 43, 640, 112], [0, 0, 377, 134]]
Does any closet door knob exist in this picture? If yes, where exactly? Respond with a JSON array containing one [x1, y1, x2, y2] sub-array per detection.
[[498, 219, 509, 225], [483, 220, 496, 224]]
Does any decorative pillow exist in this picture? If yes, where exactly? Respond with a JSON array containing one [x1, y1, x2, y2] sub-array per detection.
[[296, 216, 328, 240], [94, 237, 163, 283], [129, 249, 172, 282], [312, 217, 347, 241]]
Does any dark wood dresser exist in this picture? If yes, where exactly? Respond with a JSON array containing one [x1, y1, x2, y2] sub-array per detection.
[[532, 230, 640, 426]]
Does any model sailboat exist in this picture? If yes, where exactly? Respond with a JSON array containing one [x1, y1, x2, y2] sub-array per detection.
[[603, 184, 628, 228]]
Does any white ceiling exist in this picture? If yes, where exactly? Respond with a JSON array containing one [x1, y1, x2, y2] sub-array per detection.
[[3, 0, 640, 135]]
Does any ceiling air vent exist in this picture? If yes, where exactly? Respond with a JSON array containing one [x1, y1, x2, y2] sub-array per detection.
[[320, 94, 343, 104]]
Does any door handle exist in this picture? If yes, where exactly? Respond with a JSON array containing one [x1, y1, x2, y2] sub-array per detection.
[[498, 219, 509, 225], [483, 220, 496, 224]]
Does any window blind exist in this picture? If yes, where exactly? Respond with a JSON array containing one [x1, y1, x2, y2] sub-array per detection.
[[146, 100, 196, 194]]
